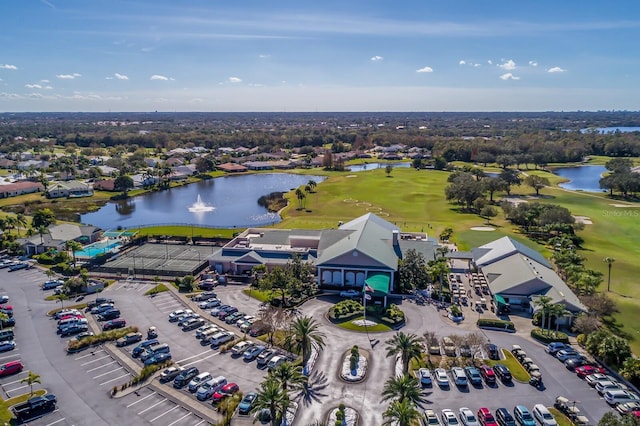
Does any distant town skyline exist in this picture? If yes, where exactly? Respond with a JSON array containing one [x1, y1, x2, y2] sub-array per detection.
[[1, 0, 639, 112]]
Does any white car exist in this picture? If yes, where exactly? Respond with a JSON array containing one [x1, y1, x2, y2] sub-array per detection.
[[339, 289, 360, 298], [585, 373, 610, 387], [198, 298, 221, 309], [231, 341, 253, 356], [243, 345, 266, 361], [441, 409, 459, 426], [459, 408, 480, 426], [424, 409, 442, 426], [418, 368, 432, 386], [168, 309, 193, 322], [434, 368, 450, 387], [532, 404, 557, 426], [595, 380, 624, 396]]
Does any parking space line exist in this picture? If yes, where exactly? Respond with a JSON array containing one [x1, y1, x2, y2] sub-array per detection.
[[2, 376, 28, 385], [6, 384, 29, 393], [75, 349, 105, 360], [0, 353, 20, 361], [86, 360, 118, 372], [166, 412, 191, 426], [81, 354, 111, 365], [161, 308, 181, 314], [149, 405, 180, 423], [126, 391, 156, 407], [99, 373, 130, 386], [45, 418, 67, 426], [175, 349, 212, 364], [180, 351, 220, 367], [156, 300, 179, 307], [193, 420, 205, 426], [137, 398, 167, 415], [93, 366, 125, 379]]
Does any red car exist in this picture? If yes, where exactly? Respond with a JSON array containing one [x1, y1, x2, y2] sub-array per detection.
[[211, 383, 239, 404], [477, 407, 499, 426], [479, 366, 496, 385], [575, 364, 605, 379]]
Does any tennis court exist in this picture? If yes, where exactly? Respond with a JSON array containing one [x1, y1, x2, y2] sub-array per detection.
[[94, 243, 214, 278]]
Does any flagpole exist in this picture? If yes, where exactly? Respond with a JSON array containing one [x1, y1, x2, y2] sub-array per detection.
[[363, 285, 373, 349]]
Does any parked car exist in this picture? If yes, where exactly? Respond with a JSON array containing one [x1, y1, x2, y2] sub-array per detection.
[[168, 309, 192, 322], [434, 368, 450, 387], [585, 373, 616, 387], [209, 331, 235, 348], [91, 303, 115, 315], [132, 339, 159, 358], [144, 352, 172, 366], [199, 298, 221, 309], [211, 382, 239, 404], [424, 409, 441, 426], [188, 372, 213, 393], [195, 324, 216, 339], [451, 367, 468, 387], [493, 364, 512, 382], [256, 349, 277, 367], [218, 306, 238, 319], [479, 366, 496, 385], [267, 355, 287, 371], [0, 341, 15, 352], [182, 318, 205, 331], [556, 349, 579, 361], [69, 331, 94, 344], [243, 345, 266, 361], [249, 325, 268, 337], [513, 405, 536, 426], [464, 366, 483, 386], [478, 408, 499, 426], [177, 314, 200, 327], [102, 318, 126, 331], [59, 324, 89, 337], [546, 342, 569, 355], [339, 289, 360, 298], [459, 408, 480, 426], [575, 364, 605, 378], [616, 401, 640, 415], [564, 356, 589, 370], [97, 309, 121, 321], [485, 343, 499, 360], [8, 262, 29, 271], [196, 376, 227, 401], [116, 332, 143, 347], [532, 404, 557, 426], [210, 305, 230, 317], [0, 361, 23, 377], [596, 380, 625, 396], [231, 341, 253, 356], [604, 390, 640, 406], [173, 367, 199, 388], [441, 409, 459, 426], [42, 280, 64, 290], [159, 366, 184, 383], [225, 312, 244, 324], [418, 368, 432, 386], [238, 391, 258, 415], [496, 408, 517, 426]]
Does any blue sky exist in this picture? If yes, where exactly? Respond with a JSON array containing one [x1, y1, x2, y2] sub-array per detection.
[[1, 0, 639, 112]]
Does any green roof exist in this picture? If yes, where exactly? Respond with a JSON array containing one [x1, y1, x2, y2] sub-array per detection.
[[494, 294, 507, 306], [365, 273, 390, 296]]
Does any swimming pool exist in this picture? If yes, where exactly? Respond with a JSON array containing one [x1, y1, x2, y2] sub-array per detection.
[[75, 240, 122, 258]]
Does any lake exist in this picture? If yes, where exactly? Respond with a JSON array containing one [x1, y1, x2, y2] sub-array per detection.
[[347, 162, 411, 172], [581, 126, 640, 134], [81, 173, 325, 230], [553, 165, 607, 192]]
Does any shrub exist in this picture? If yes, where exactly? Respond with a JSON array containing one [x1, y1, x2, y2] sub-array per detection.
[[531, 328, 568, 343], [351, 345, 359, 358], [339, 403, 346, 412], [477, 318, 515, 331], [350, 354, 358, 371], [336, 411, 343, 421]]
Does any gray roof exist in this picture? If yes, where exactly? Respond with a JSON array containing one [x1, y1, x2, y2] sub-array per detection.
[[482, 253, 586, 312], [316, 213, 400, 270], [398, 238, 438, 263], [474, 236, 551, 268]]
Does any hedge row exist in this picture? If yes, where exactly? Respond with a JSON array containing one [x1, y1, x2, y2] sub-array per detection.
[[477, 318, 515, 331], [530, 328, 569, 344]]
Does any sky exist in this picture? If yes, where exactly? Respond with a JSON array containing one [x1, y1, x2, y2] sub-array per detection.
[[1, 0, 640, 112]]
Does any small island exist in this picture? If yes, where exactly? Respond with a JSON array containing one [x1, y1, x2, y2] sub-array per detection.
[[340, 345, 368, 382]]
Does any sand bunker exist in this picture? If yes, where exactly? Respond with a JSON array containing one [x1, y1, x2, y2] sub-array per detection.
[[352, 319, 378, 327], [346, 175, 357, 178], [573, 216, 593, 225], [503, 197, 528, 205], [609, 203, 640, 208], [470, 226, 496, 231]]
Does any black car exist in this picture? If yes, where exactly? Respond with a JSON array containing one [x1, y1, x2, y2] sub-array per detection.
[[565, 356, 588, 370], [97, 309, 121, 321], [1, 317, 15, 328], [495, 408, 517, 426], [485, 343, 499, 360], [493, 364, 512, 382], [59, 324, 89, 337], [86, 298, 115, 310], [173, 367, 199, 389]]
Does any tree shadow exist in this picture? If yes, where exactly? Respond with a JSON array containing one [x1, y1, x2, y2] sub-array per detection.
[[295, 370, 330, 406], [601, 316, 632, 340]]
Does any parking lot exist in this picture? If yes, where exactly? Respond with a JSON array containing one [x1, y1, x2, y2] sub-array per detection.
[[121, 387, 207, 426]]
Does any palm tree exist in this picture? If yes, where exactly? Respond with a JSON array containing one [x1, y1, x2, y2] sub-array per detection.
[[385, 332, 423, 375], [382, 399, 421, 426], [381, 375, 426, 406], [268, 361, 307, 393], [251, 377, 289, 426], [54, 293, 68, 310], [65, 240, 83, 269], [295, 188, 306, 210], [534, 295, 553, 334], [604, 257, 615, 292], [288, 316, 326, 367], [37, 225, 47, 245], [21, 371, 41, 396], [307, 179, 317, 192], [15, 213, 27, 237]]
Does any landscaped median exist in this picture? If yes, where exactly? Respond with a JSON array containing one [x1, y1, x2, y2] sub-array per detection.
[[476, 318, 515, 332], [339, 345, 368, 383], [0, 389, 47, 423], [327, 300, 405, 332], [66, 326, 140, 353], [485, 349, 530, 382]]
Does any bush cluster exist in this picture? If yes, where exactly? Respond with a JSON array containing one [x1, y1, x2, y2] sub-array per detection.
[[530, 328, 569, 343], [67, 326, 139, 351], [349, 345, 359, 371], [332, 300, 363, 318], [477, 318, 515, 331]]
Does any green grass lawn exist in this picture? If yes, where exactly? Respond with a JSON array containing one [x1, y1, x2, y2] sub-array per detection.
[[485, 349, 530, 382], [333, 316, 393, 333]]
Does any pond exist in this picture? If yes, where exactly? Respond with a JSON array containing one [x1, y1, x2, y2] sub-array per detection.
[[81, 173, 325, 230], [553, 165, 607, 192], [581, 126, 640, 134], [347, 162, 411, 172]]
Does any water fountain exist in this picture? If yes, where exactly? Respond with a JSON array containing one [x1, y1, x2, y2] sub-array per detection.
[[188, 194, 215, 212]]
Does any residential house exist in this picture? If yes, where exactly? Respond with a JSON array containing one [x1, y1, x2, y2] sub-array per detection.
[[47, 180, 94, 198], [217, 162, 248, 173], [0, 181, 44, 198], [20, 223, 102, 256], [93, 179, 115, 191]]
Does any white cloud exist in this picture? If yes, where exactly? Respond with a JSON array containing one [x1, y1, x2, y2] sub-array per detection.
[[114, 73, 129, 80], [25, 84, 42, 89], [0, 64, 18, 70], [150, 74, 170, 81], [228, 77, 242, 83], [487, 60, 493, 65], [416, 66, 433, 73], [500, 73, 520, 80], [529, 60, 538, 67], [57, 73, 81, 79], [371, 55, 383, 62], [548, 66, 566, 73], [498, 59, 516, 70], [40, 79, 49, 83], [258, 54, 270, 59], [474, 63, 481, 67], [459, 60, 466, 65]]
